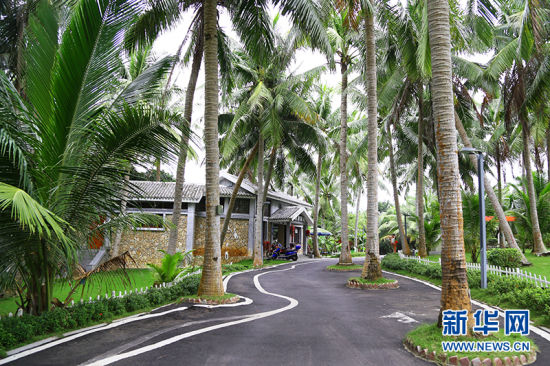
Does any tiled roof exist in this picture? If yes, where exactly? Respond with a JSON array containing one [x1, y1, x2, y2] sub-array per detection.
[[268, 206, 313, 225], [129, 181, 252, 202], [269, 206, 302, 221], [220, 172, 312, 208]]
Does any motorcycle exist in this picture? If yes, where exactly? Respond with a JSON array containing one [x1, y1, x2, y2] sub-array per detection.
[[270, 243, 301, 261]]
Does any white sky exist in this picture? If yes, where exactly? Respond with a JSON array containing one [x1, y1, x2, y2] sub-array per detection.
[[151, 3, 500, 212]]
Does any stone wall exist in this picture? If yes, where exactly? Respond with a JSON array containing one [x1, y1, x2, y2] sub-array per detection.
[[117, 214, 187, 267], [192, 217, 250, 265], [116, 215, 250, 267]]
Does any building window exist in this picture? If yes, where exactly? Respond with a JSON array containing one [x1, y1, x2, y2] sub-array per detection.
[[135, 213, 165, 231], [233, 198, 250, 214], [263, 202, 271, 217], [129, 200, 173, 209]]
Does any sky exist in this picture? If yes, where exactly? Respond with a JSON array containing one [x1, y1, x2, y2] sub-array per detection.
[[150, 3, 501, 212]]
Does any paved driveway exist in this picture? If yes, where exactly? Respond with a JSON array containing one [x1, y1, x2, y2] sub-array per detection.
[[3, 259, 549, 365]]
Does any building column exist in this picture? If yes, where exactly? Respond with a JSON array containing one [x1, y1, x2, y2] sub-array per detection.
[[186, 203, 195, 253], [248, 198, 255, 256], [285, 221, 291, 246]]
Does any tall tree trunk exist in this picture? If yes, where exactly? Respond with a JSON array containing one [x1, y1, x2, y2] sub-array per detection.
[[198, 0, 223, 296], [14, 4, 28, 96], [253, 135, 265, 267], [167, 39, 203, 254], [155, 159, 161, 181], [354, 187, 361, 252], [416, 92, 428, 257], [455, 112, 530, 264], [220, 142, 259, 246], [427, 0, 472, 327], [112, 174, 130, 257], [262, 146, 277, 202], [338, 60, 352, 265], [361, 10, 381, 280], [496, 143, 505, 248], [521, 117, 548, 254], [312, 154, 322, 258], [387, 122, 411, 255]]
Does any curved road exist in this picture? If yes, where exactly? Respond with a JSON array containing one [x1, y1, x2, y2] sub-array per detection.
[[4, 259, 549, 365]]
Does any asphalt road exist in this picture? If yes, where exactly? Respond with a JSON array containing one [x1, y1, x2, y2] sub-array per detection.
[[4, 259, 550, 366]]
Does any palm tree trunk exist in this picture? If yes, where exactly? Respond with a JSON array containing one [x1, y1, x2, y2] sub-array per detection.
[[455, 112, 530, 264], [354, 187, 360, 252], [198, 0, 223, 297], [262, 146, 277, 202], [155, 159, 161, 181], [521, 117, 548, 254], [361, 10, 381, 280], [496, 143, 505, 248], [220, 141, 259, 246], [167, 39, 203, 255], [387, 122, 411, 255], [112, 174, 130, 257], [416, 92, 428, 257], [338, 60, 352, 265], [253, 135, 265, 267], [313, 154, 322, 258], [427, 0, 472, 327]]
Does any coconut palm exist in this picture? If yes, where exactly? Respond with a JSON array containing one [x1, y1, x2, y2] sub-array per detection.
[[326, 9, 360, 265], [219, 30, 324, 266], [426, 0, 472, 326], [0, 0, 180, 314]]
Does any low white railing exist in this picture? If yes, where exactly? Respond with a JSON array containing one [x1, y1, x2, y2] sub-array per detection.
[[398, 253, 550, 288]]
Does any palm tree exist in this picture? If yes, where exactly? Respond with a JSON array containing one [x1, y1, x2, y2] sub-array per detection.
[[361, 0, 382, 280], [327, 10, 359, 265], [426, 0, 472, 326], [0, 0, 180, 314], [220, 32, 323, 265], [126, 0, 277, 256], [197, 0, 224, 297]]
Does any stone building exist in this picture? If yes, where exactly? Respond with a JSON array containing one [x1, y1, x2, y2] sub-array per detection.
[[82, 173, 313, 268]]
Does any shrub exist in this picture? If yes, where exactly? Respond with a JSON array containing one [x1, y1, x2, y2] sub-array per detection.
[[487, 248, 522, 268], [424, 265, 442, 279], [2, 317, 34, 343], [71, 303, 93, 326], [41, 308, 71, 333], [124, 293, 150, 312], [107, 297, 126, 316], [145, 289, 165, 306]]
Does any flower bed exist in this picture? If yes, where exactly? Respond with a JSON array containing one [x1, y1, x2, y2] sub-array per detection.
[[181, 293, 240, 305], [346, 277, 399, 289], [326, 264, 363, 272]]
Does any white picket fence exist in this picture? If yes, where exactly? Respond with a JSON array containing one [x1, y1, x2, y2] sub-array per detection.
[[398, 253, 550, 288]]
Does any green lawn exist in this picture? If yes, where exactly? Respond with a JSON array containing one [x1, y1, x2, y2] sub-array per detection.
[[0, 258, 292, 316], [426, 251, 550, 279], [0, 269, 156, 316]]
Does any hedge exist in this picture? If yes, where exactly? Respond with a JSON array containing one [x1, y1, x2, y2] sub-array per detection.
[[381, 254, 550, 322], [0, 275, 200, 352], [487, 248, 523, 268]]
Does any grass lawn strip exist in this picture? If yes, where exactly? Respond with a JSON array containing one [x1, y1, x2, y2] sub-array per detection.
[[405, 323, 536, 365]]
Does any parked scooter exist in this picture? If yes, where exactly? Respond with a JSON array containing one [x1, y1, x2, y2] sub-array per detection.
[[270, 243, 300, 261]]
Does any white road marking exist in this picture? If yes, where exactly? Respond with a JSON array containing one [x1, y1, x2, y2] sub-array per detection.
[[0, 261, 300, 363], [84, 264, 306, 366], [382, 270, 550, 342], [381, 311, 418, 323], [0, 306, 190, 365]]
